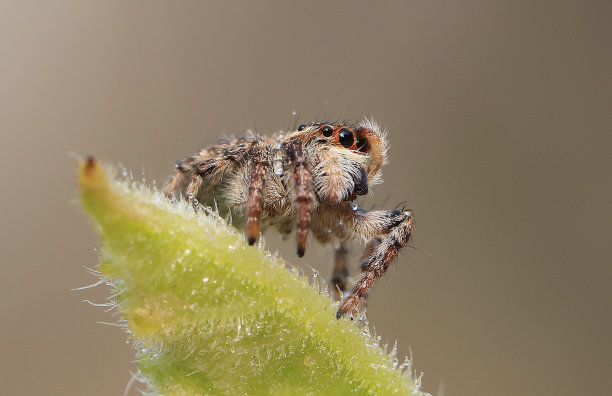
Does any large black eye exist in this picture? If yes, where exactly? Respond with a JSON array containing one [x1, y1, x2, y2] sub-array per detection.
[[338, 128, 354, 148], [298, 124, 307, 131], [356, 136, 369, 152], [321, 125, 333, 137]]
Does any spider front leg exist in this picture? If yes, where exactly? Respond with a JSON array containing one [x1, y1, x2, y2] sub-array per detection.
[[246, 147, 269, 245], [336, 209, 414, 319], [283, 140, 316, 257]]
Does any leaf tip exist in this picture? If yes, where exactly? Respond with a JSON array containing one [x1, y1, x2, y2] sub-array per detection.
[[79, 156, 108, 193], [84, 156, 96, 174]]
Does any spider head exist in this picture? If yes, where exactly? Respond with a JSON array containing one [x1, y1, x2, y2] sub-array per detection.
[[297, 120, 389, 204]]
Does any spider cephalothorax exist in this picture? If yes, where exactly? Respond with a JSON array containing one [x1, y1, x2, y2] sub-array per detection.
[[165, 119, 413, 318]]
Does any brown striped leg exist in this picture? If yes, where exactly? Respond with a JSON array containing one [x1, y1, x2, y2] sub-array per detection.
[[283, 140, 315, 257], [246, 148, 267, 245], [337, 210, 414, 318], [331, 243, 349, 301]]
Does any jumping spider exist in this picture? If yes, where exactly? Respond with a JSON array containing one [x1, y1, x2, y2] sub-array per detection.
[[164, 119, 414, 318]]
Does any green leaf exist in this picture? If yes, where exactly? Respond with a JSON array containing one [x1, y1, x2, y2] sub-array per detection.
[[78, 158, 428, 395]]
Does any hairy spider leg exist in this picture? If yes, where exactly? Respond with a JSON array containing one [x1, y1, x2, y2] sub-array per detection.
[[283, 140, 315, 257], [337, 209, 414, 318], [246, 146, 268, 245], [165, 138, 253, 201]]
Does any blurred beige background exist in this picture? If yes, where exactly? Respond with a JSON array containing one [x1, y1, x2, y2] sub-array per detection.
[[1, 1, 611, 395]]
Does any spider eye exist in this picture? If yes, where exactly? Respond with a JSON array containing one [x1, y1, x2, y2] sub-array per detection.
[[338, 128, 354, 148], [298, 124, 307, 131], [356, 136, 369, 152], [321, 125, 333, 137]]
